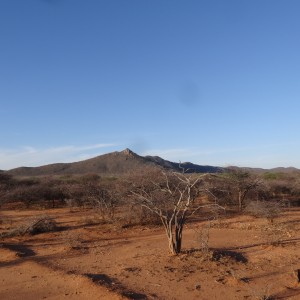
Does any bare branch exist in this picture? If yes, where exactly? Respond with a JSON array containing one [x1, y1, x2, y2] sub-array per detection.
[[129, 170, 217, 255]]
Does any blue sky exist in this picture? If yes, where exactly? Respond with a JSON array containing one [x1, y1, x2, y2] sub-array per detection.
[[1, 0, 300, 169]]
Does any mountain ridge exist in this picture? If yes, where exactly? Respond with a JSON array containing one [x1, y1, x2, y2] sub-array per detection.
[[5, 148, 300, 177], [6, 148, 223, 176]]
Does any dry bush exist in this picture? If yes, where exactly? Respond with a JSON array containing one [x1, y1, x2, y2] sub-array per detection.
[[207, 170, 266, 211], [245, 201, 282, 223], [208, 170, 261, 211], [5, 177, 67, 209], [264, 172, 300, 206], [193, 222, 211, 255], [119, 204, 161, 228], [24, 216, 58, 235], [64, 178, 121, 221], [1, 215, 58, 238], [0, 173, 16, 207]]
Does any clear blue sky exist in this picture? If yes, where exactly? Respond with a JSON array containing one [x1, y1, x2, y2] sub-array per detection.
[[1, 0, 300, 170]]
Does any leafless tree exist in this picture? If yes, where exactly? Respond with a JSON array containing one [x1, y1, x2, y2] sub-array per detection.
[[130, 170, 223, 255], [225, 169, 262, 211], [83, 181, 118, 221], [65, 179, 119, 221]]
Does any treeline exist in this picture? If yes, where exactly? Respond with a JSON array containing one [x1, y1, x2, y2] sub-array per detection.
[[1, 169, 300, 217]]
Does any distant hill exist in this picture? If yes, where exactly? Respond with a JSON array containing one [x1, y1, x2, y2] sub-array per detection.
[[144, 155, 222, 173], [268, 167, 300, 173], [6, 148, 224, 177], [231, 166, 300, 174]]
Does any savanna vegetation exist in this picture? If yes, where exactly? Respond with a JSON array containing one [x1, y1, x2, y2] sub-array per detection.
[[1, 167, 300, 253], [1, 167, 300, 299]]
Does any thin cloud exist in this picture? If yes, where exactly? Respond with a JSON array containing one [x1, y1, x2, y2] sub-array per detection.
[[0, 143, 116, 170]]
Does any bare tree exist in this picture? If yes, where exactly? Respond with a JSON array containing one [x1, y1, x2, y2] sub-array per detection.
[[225, 169, 261, 211], [130, 170, 223, 255], [65, 179, 119, 221], [83, 181, 118, 221]]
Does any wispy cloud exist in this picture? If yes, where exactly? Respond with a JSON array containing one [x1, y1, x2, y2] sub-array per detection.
[[0, 143, 116, 170]]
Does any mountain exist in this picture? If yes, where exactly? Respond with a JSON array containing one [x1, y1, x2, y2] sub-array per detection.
[[231, 166, 300, 174], [144, 156, 222, 173], [268, 167, 300, 173], [6, 148, 223, 177], [6, 148, 299, 177]]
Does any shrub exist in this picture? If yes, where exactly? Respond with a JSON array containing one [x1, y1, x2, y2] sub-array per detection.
[[24, 216, 58, 235], [1, 216, 58, 238], [245, 201, 282, 223]]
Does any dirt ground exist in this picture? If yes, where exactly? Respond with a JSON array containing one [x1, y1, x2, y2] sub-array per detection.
[[1, 207, 300, 300]]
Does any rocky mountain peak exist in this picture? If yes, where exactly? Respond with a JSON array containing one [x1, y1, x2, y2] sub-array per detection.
[[121, 148, 136, 157]]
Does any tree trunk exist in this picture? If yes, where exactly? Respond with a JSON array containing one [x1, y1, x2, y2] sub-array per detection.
[[238, 190, 243, 211], [165, 223, 183, 255]]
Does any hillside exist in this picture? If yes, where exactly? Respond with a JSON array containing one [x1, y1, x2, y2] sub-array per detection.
[[6, 148, 223, 177], [144, 155, 222, 173], [235, 166, 300, 174], [6, 149, 299, 177]]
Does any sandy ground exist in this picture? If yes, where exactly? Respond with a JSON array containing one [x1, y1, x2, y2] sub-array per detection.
[[1, 208, 300, 299]]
